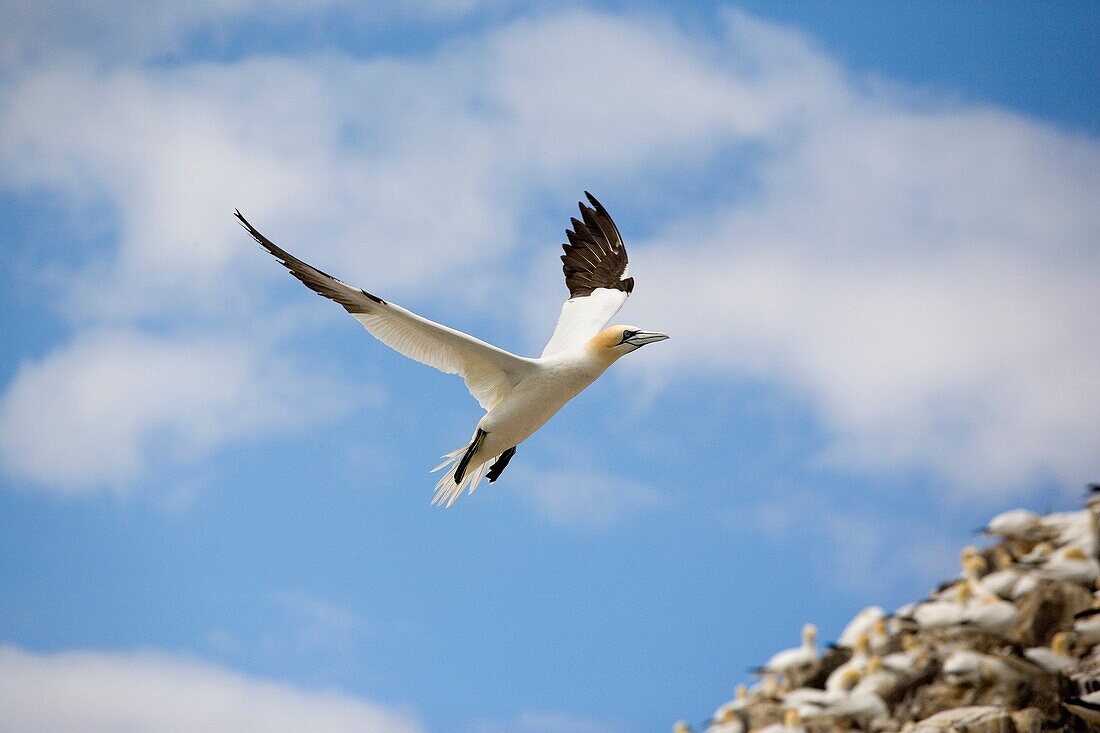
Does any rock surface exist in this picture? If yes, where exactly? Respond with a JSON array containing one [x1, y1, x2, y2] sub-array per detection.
[[676, 492, 1100, 733]]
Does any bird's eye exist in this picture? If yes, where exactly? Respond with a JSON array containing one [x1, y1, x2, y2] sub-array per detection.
[[622, 329, 637, 340]]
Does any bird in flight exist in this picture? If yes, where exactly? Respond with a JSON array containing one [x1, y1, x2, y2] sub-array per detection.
[[236, 193, 667, 507]]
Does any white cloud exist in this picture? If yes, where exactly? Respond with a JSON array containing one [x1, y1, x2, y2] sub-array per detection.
[[735, 489, 960, 592], [0, 329, 345, 493], [513, 467, 663, 529], [273, 590, 366, 652], [0, 644, 423, 733], [0, 0, 516, 70]]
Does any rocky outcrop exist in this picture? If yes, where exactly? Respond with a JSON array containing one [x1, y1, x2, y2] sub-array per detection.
[[677, 491, 1100, 733]]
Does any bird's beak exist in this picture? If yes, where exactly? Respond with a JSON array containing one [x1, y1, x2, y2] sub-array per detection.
[[626, 331, 669, 347]]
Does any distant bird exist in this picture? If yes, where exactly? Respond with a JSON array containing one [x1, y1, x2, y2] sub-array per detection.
[[757, 624, 819, 680], [835, 606, 885, 649], [237, 194, 668, 506], [1024, 631, 1074, 674]]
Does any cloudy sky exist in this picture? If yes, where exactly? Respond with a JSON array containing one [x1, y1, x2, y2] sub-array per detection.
[[1, 1, 1097, 731]]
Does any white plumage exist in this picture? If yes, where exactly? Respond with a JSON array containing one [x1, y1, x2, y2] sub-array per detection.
[[238, 193, 667, 506]]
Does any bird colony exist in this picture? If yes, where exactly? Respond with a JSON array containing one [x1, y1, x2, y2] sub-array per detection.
[[676, 488, 1100, 733]]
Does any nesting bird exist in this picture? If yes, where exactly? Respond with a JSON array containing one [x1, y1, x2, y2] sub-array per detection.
[[239, 194, 667, 506], [682, 489, 1100, 732], [757, 624, 818, 681]]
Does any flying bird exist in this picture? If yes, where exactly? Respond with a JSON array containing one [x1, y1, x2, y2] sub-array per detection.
[[236, 193, 667, 507]]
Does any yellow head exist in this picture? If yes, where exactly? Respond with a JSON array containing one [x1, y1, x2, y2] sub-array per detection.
[[802, 623, 817, 646], [867, 655, 884, 674], [1051, 631, 1072, 655], [735, 684, 747, 700], [854, 633, 870, 654], [872, 617, 888, 636], [963, 554, 988, 577], [1063, 546, 1089, 561], [782, 709, 802, 727], [588, 325, 669, 360], [838, 667, 862, 690]]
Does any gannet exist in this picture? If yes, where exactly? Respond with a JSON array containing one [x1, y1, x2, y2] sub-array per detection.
[[757, 624, 818, 680], [711, 685, 749, 720], [961, 594, 1018, 636], [1074, 605, 1100, 646], [835, 606, 886, 649], [824, 635, 870, 692], [1031, 545, 1100, 586], [982, 509, 1044, 542], [754, 710, 805, 733], [1024, 631, 1074, 674], [908, 582, 971, 629], [796, 686, 886, 728], [942, 650, 1025, 686], [853, 656, 902, 698], [705, 706, 748, 733], [237, 194, 668, 506]]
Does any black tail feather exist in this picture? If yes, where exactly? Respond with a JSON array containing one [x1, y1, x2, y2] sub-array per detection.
[[454, 429, 486, 484], [487, 446, 516, 483]]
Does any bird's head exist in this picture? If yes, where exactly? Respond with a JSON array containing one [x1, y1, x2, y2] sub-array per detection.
[[590, 325, 669, 359]]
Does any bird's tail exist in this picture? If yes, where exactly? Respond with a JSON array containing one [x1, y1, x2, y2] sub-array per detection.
[[430, 433, 492, 508]]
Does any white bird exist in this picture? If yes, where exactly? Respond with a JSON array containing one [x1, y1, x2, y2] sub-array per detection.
[[1074, 605, 1100, 646], [824, 635, 870, 693], [1032, 546, 1100, 586], [942, 650, 1023, 686], [853, 656, 902, 698], [962, 595, 1019, 637], [755, 710, 806, 733], [1024, 631, 1075, 674], [982, 509, 1044, 541], [909, 583, 971, 629], [797, 689, 887, 728], [238, 195, 668, 506], [706, 706, 747, 733], [758, 624, 819, 680], [836, 606, 886, 649]]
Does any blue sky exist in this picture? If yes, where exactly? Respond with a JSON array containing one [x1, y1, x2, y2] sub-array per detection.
[[0, 2, 1097, 731]]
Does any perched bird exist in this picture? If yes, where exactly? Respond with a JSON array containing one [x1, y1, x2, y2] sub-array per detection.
[[238, 194, 668, 506], [1031, 546, 1100, 586], [824, 635, 870, 692], [982, 509, 1044, 542], [942, 650, 1024, 686], [961, 594, 1019, 637], [755, 710, 805, 733], [757, 624, 819, 681], [1074, 605, 1100, 646], [705, 706, 747, 733], [836, 606, 886, 649], [797, 687, 887, 728], [853, 656, 903, 698], [1024, 631, 1075, 674], [908, 582, 971, 629]]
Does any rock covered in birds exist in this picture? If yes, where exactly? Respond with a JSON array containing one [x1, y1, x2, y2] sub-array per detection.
[[677, 488, 1100, 733]]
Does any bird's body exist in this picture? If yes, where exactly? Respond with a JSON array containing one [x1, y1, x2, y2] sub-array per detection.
[[238, 193, 667, 506]]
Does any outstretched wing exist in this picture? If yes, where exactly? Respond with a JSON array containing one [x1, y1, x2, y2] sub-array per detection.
[[238, 212, 534, 410], [541, 193, 633, 357]]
